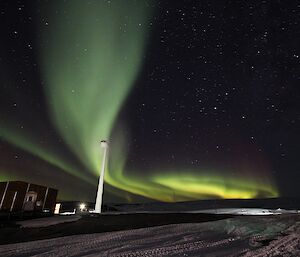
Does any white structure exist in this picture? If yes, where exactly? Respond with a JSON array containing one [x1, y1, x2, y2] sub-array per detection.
[[94, 140, 109, 213]]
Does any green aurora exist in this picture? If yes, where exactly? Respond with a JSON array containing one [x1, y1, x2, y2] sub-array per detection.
[[39, 0, 152, 178], [0, 0, 278, 202], [106, 132, 278, 201]]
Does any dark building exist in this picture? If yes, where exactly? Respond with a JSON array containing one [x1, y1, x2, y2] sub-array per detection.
[[0, 181, 58, 214]]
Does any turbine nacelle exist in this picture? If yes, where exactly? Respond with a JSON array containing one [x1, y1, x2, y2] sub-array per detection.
[[100, 140, 109, 148]]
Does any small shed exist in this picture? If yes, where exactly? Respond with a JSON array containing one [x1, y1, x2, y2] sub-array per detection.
[[0, 181, 58, 214]]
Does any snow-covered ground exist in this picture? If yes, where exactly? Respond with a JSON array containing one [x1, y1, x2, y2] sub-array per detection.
[[15, 208, 299, 229], [2, 214, 299, 257], [102, 208, 299, 216], [194, 208, 299, 215]]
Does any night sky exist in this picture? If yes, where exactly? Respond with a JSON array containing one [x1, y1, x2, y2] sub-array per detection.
[[0, 0, 299, 203]]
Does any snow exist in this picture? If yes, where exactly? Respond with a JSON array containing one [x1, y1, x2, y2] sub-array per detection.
[[193, 208, 299, 215], [2, 214, 299, 256]]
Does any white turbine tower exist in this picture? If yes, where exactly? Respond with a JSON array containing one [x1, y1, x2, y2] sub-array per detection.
[[95, 140, 109, 213]]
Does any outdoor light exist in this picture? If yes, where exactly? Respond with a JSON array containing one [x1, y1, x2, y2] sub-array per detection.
[[79, 203, 86, 211], [54, 203, 61, 214]]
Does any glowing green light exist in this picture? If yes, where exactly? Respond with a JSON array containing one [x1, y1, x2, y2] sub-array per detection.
[[39, 0, 152, 176], [106, 138, 278, 202], [0, 1, 279, 202], [0, 123, 93, 184], [105, 168, 278, 202]]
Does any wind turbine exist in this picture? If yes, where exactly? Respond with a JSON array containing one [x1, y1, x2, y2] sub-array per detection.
[[94, 140, 109, 213]]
